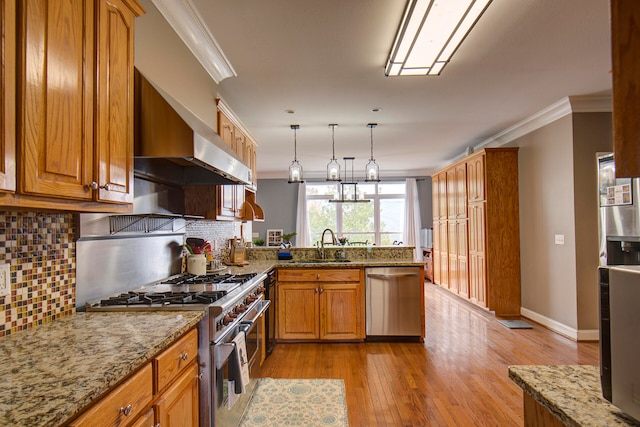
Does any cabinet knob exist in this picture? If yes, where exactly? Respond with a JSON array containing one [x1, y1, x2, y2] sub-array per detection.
[[87, 181, 111, 191], [315, 288, 319, 293], [119, 404, 133, 416], [197, 372, 204, 380], [180, 352, 189, 361], [319, 288, 324, 293], [316, 274, 320, 280]]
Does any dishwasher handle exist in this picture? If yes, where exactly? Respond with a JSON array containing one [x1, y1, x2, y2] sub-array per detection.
[[366, 272, 419, 279]]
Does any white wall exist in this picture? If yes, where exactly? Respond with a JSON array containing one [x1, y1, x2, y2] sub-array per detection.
[[512, 111, 611, 339], [516, 116, 579, 330], [134, 0, 220, 130]]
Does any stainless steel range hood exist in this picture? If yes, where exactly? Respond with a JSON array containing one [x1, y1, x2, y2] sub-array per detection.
[[134, 70, 251, 186]]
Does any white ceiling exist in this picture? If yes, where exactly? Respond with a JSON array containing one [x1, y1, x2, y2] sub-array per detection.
[[154, 0, 613, 179]]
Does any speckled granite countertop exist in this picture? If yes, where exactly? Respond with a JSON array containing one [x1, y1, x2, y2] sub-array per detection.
[[223, 259, 425, 276], [0, 311, 203, 427], [509, 365, 640, 426]]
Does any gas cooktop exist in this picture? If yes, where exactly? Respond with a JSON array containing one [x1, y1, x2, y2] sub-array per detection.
[[87, 272, 259, 309]]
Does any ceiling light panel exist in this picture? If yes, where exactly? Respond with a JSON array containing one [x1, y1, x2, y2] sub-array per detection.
[[385, 0, 492, 77]]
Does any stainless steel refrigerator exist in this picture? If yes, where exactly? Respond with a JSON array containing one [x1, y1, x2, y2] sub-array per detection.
[[598, 153, 640, 266]]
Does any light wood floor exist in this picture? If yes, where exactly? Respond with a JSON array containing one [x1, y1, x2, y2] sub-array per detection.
[[259, 282, 600, 426]]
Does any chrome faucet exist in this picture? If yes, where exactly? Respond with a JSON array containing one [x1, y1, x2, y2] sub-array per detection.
[[318, 228, 337, 259]]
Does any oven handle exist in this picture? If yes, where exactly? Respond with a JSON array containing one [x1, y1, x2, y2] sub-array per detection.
[[214, 342, 236, 370], [243, 300, 271, 325]]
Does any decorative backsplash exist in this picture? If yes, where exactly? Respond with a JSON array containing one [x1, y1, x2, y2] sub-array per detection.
[[0, 211, 76, 337], [185, 220, 245, 262]]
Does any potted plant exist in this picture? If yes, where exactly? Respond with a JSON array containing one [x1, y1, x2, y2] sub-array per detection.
[[253, 238, 265, 247], [281, 232, 297, 248]]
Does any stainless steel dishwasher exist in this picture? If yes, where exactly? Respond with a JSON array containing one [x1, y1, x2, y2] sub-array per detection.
[[365, 266, 422, 339]]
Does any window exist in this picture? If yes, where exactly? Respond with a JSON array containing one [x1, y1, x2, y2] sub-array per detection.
[[306, 182, 406, 246]]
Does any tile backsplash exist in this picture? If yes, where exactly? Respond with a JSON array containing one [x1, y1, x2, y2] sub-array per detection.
[[0, 211, 76, 337]]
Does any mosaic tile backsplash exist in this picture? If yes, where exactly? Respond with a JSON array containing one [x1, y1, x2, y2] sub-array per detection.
[[0, 211, 76, 337]]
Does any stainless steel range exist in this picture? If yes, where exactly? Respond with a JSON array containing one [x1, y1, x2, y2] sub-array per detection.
[[86, 271, 270, 427]]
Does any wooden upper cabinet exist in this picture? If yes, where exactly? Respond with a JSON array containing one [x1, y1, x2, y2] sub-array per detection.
[[0, 0, 16, 192], [12, 0, 142, 210], [95, 0, 138, 204], [234, 128, 246, 162], [216, 100, 259, 185], [446, 168, 456, 219], [611, 0, 640, 177], [454, 163, 467, 218], [217, 110, 235, 150], [431, 174, 440, 220], [467, 153, 485, 202], [19, 0, 95, 200]]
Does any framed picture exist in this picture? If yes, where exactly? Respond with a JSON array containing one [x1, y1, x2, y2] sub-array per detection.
[[599, 155, 633, 206], [267, 229, 283, 247]]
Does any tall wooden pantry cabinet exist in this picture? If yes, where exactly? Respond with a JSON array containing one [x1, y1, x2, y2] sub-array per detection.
[[431, 148, 520, 316]]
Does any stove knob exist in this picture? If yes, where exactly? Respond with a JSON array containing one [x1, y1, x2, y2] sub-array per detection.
[[236, 304, 247, 313], [256, 286, 265, 294], [246, 295, 257, 303], [223, 315, 233, 325], [228, 312, 239, 318]]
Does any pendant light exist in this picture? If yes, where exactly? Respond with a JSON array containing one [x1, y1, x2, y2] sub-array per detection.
[[330, 157, 370, 203], [288, 124, 304, 183], [326, 124, 341, 181], [365, 123, 380, 182]]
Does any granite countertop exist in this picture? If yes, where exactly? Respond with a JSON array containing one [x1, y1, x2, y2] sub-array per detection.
[[223, 259, 425, 276], [509, 365, 640, 426], [0, 311, 204, 427]]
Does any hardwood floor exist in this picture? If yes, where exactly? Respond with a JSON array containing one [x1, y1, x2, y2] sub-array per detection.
[[260, 282, 600, 426]]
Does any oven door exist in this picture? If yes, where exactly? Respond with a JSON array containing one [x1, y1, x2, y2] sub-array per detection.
[[212, 300, 270, 427]]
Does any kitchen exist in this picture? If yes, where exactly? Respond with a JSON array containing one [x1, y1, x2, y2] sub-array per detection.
[[0, 0, 638, 426]]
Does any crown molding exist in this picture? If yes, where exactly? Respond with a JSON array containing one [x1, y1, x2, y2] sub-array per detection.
[[151, 0, 236, 83], [475, 95, 612, 151]]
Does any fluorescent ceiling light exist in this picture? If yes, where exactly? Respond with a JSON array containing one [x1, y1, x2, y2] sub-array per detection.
[[385, 0, 492, 77]]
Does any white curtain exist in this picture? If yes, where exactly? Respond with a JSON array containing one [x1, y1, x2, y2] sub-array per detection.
[[404, 178, 422, 261], [295, 182, 311, 247]]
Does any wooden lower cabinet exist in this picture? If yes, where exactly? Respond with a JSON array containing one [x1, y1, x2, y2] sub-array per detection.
[[277, 268, 364, 341], [155, 362, 199, 427], [69, 363, 154, 427], [68, 327, 199, 427], [130, 408, 155, 427]]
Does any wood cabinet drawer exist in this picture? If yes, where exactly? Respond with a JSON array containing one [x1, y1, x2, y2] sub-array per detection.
[[130, 408, 155, 427], [70, 363, 153, 427], [155, 328, 198, 392], [278, 268, 360, 282]]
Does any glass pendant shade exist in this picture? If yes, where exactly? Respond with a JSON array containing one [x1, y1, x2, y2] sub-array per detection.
[[365, 123, 381, 182], [327, 159, 341, 181], [365, 159, 380, 182], [326, 124, 341, 181], [288, 160, 303, 183], [287, 124, 304, 183]]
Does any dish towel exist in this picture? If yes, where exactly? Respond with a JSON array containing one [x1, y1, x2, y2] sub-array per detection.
[[228, 331, 251, 409]]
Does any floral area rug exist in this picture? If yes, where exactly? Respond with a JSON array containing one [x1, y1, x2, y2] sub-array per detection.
[[239, 378, 348, 426]]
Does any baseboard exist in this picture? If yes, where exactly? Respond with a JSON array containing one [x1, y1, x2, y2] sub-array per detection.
[[520, 308, 600, 342]]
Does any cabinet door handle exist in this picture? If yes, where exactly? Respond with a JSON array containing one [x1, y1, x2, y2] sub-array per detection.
[[87, 181, 111, 191], [119, 404, 133, 416]]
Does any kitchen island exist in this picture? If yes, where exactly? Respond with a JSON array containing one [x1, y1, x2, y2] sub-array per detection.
[[0, 311, 203, 426], [509, 365, 640, 426]]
